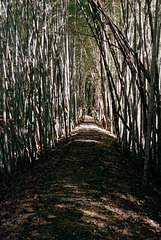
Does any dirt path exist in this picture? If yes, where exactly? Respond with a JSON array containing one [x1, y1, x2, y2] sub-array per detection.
[[0, 116, 161, 239]]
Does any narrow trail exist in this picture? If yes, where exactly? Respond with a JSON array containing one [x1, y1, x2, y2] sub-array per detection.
[[0, 116, 161, 240]]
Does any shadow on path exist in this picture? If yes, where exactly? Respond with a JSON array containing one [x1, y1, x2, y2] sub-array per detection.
[[0, 116, 161, 239]]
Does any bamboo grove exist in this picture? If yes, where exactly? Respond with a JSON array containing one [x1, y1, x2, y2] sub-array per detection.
[[0, 0, 160, 187]]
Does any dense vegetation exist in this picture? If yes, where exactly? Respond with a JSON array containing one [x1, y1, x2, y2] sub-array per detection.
[[0, 0, 160, 187]]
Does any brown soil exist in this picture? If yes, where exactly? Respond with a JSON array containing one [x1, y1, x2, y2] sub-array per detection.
[[0, 116, 161, 240]]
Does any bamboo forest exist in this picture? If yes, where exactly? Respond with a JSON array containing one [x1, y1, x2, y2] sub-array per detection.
[[0, 0, 161, 239]]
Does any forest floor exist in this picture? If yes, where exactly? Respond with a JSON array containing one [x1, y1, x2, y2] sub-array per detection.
[[0, 116, 161, 240]]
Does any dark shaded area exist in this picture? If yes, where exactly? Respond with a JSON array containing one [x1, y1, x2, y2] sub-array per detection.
[[0, 116, 161, 239]]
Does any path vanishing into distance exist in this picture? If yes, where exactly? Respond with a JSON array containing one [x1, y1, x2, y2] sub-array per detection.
[[0, 116, 161, 240]]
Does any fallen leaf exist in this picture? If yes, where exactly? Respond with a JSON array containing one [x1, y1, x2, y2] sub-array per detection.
[[30, 230, 40, 236], [34, 194, 39, 199], [47, 214, 56, 219]]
